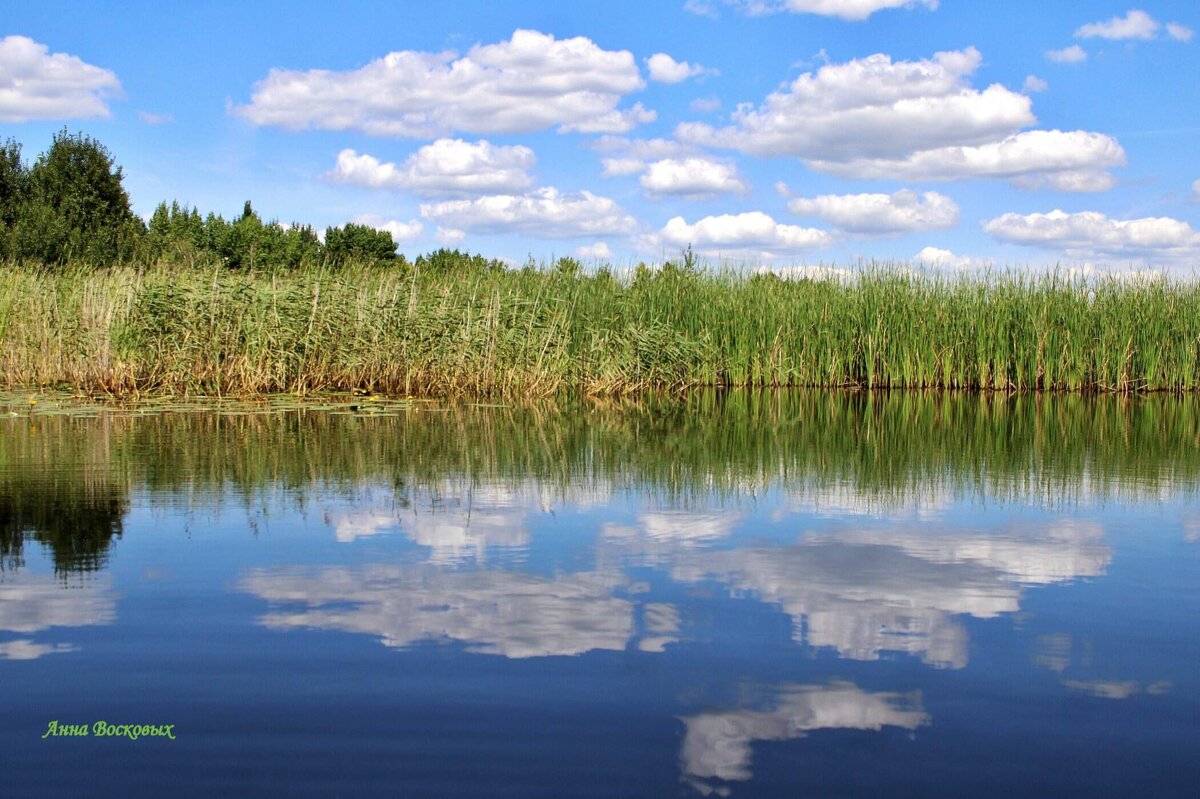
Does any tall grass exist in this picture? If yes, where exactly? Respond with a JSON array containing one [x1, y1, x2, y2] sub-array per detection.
[[2, 261, 1199, 395]]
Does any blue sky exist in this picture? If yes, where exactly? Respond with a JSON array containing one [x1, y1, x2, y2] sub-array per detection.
[[3, 1, 1199, 271]]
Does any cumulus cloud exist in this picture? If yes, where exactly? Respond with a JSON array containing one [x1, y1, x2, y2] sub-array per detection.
[[808, 130, 1125, 192], [576, 242, 613, 259], [420, 187, 638, 238], [673, 47, 1120, 191], [695, 0, 939, 21], [1167, 22, 1194, 43], [235, 29, 655, 137], [349, 214, 423, 244], [913, 246, 990, 270], [983, 209, 1200, 263], [645, 53, 714, 83], [1193, 178, 1200, 199], [601, 157, 648, 177], [788, 189, 959, 234], [436, 227, 467, 244], [1075, 10, 1159, 40], [590, 135, 694, 159], [1045, 45, 1088, 63], [679, 48, 1031, 161], [660, 211, 834, 257], [326, 139, 536, 196], [0, 35, 121, 122], [591, 135, 698, 178], [640, 157, 749, 198], [689, 96, 722, 113], [1023, 75, 1048, 93]]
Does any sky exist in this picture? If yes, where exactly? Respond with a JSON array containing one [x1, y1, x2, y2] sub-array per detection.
[[3, 0, 1199, 272]]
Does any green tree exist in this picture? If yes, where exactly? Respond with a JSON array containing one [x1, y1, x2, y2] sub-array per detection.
[[324, 222, 397, 266], [16, 129, 142, 265], [0, 138, 29, 259]]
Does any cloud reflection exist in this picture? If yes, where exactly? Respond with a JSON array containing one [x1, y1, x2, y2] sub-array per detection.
[[679, 681, 929, 795], [662, 519, 1109, 669], [240, 564, 678, 658], [0, 573, 116, 659]]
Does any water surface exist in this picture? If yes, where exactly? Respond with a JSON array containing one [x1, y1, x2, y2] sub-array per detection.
[[2, 392, 1197, 797]]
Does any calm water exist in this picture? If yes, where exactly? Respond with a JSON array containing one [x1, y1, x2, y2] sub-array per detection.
[[2, 392, 1198, 797]]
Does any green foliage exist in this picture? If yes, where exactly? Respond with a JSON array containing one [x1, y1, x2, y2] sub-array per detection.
[[15, 129, 142, 265], [3, 263, 1199, 397], [413, 247, 505, 273], [324, 222, 397, 266], [0, 138, 28, 231]]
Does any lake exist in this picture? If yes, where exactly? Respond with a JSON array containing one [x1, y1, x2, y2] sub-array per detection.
[[2, 391, 1197, 797]]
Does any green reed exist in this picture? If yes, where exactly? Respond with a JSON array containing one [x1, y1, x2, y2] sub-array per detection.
[[1, 261, 1198, 396]]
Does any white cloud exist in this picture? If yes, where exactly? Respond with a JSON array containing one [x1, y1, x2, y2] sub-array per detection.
[[327, 140, 536, 197], [420, 187, 638, 238], [436, 227, 466, 244], [590, 135, 694, 159], [576, 242, 613, 259], [1167, 22, 1194, 43], [773, 180, 792, 197], [683, 0, 721, 18], [660, 211, 834, 256], [1045, 45, 1088, 63], [640, 157, 749, 198], [645, 53, 714, 83], [756, 263, 851, 281], [235, 29, 654, 137], [983, 209, 1200, 263], [711, 0, 939, 21], [913, 246, 990, 270], [678, 48, 1034, 162], [808, 130, 1125, 192], [788, 189, 958, 234], [1076, 10, 1159, 40], [1193, 178, 1200, 198], [138, 110, 174, 125], [689, 96, 722, 113], [349, 214, 423, 244], [592, 135, 698, 178], [0, 35, 121, 122], [1023, 75, 1048, 93], [600, 157, 647, 177]]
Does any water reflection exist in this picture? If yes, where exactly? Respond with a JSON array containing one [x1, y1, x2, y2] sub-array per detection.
[[240, 564, 679, 658], [680, 682, 929, 795], [661, 521, 1109, 669], [0, 392, 1196, 796], [0, 572, 116, 659]]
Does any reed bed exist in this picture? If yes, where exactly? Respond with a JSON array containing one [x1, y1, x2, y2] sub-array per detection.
[[1, 261, 1198, 396]]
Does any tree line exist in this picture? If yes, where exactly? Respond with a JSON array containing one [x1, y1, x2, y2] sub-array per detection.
[[0, 129, 505, 272]]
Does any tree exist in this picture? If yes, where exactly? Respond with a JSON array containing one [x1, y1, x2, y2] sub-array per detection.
[[0, 138, 28, 227], [0, 139, 29, 259], [324, 223, 397, 266], [18, 129, 142, 265]]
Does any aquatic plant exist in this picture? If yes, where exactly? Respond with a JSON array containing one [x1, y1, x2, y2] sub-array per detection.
[[1, 261, 1198, 396]]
